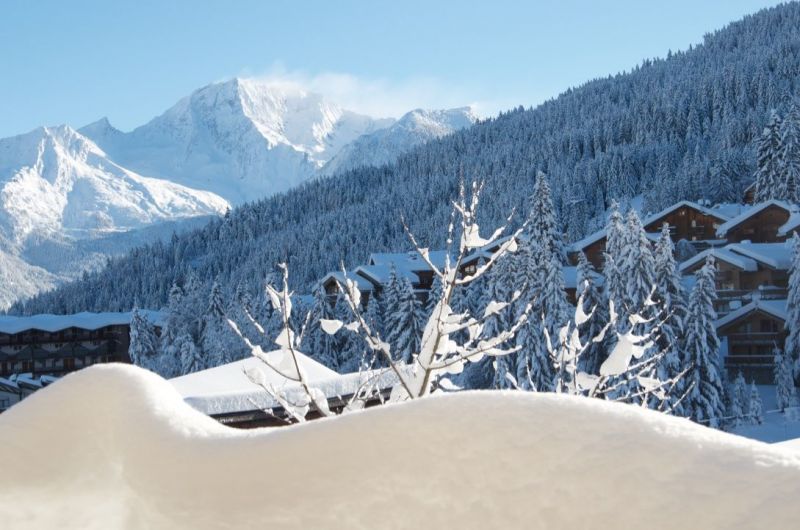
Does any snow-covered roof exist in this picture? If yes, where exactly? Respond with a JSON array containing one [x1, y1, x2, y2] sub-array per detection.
[[318, 271, 376, 292], [569, 200, 730, 253], [170, 353, 402, 416], [679, 247, 758, 273], [726, 242, 792, 270], [0, 310, 165, 335], [715, 200, 795, 238], [778, 211, 800, 237], [171, 353, 337, 400], [679, 242, 792, 273], [367, 250, 449, 270], [715, 298, 788, 330], [711, 203, 752, 220]]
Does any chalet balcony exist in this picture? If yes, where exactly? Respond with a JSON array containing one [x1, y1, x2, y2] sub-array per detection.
[[724, 354, 776, 367], [725, 332, 784, 346]]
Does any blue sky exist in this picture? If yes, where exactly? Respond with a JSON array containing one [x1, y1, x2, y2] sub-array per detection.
[[0, 0, 783, 137]]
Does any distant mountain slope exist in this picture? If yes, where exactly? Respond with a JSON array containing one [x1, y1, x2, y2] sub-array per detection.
[[17, 2, 800, 314], [0, 125, 228, 308], [320, 107, 478, 175]]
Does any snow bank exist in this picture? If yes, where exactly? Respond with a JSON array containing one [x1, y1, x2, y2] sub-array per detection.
[[1, 365, 799, 529]]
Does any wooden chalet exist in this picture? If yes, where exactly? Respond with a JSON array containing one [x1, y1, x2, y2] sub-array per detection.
[[569, 201, 731, 269], [0, 311, 163, 379], [715, 200, 796, 244], [680, 243, 791, 316], [715, 299, 788, 384]]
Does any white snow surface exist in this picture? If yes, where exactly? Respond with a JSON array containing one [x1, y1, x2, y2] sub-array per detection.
[[2, 364, 800, 529], [0, 310, 164, 334]]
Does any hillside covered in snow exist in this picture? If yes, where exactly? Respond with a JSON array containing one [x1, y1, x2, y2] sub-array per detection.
[[0, 364, 798, 529]]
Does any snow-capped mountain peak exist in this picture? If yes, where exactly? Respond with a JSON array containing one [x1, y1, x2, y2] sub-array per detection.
[[82, 77, 394, 204], [0, 124, 228, 244]]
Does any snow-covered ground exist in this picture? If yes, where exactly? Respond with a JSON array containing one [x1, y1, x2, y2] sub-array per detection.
[[1, 364, 799, 529], [730, 384, 800, 443]]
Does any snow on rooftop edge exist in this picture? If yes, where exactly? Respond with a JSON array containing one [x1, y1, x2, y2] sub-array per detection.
[[0, 310, 165, 334], [1, 364, 800, 529]]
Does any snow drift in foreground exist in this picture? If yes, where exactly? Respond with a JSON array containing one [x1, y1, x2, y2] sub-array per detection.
[[1, 365, 799, 529]]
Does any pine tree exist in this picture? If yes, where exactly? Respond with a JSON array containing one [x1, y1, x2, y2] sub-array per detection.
[[129, 307, 159, 371], [653, 223, 688, 409], [755, 110, 784, 202], [603, 201, 627, 312], [774, 345, 798, 411], [785, 233, 800, 374], [178, 332, 204, 375], [748, 381, 764, 425], [484, 256, 516, 389], [307, 286, 338, 369], [780, 101, 800, 203], [620, 209, 656, 317], [514, 171, 568, 391], [575, 252, 608, 375], [682, 256, 726, 427], [199, 280, 238, 367], [385, 277, 424, 364], [727, 371, 748, 428], [156, 283, 190, 377]]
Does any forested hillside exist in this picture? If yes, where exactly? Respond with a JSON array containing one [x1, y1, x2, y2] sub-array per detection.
[[15, 2, 800, 315]]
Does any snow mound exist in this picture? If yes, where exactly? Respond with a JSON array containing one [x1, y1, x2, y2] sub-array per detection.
[[1, 364, 799, 529]]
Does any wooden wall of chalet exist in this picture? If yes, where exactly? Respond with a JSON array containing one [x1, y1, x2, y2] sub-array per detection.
[[643, 207, 725, 243], [723, 205, 791, 243], [0, 324, 134, 378], [718, 309, 786, 384], [574, 205, 727, 269]]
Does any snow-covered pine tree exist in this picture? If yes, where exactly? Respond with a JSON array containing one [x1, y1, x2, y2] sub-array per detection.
[[199, 280, 235, 367], [155, 283, 190, 377], [653, 223, 688, 408], [748, 381, 764, 425], [514, 171, 569, 391], [620, 209, 656, 317], [575, 252, 608, 375], [603, 201, 627, 312], [774, 345, 798, 411], [785, 233, 800, 373], [177, 331, 204, 375], [334, 292, 362, 372], [425, 274, 443, 321], [755, 110, 784, 202], [129, 307, 159, 371], [780, 101, 800, 203], [363, 293, 385, 367], [307, 286, 338, 369], [385, 277, 425, 364], [480, 255, 517, 389], [726, 371, 748, 429], [681, 256, 726, 427]]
